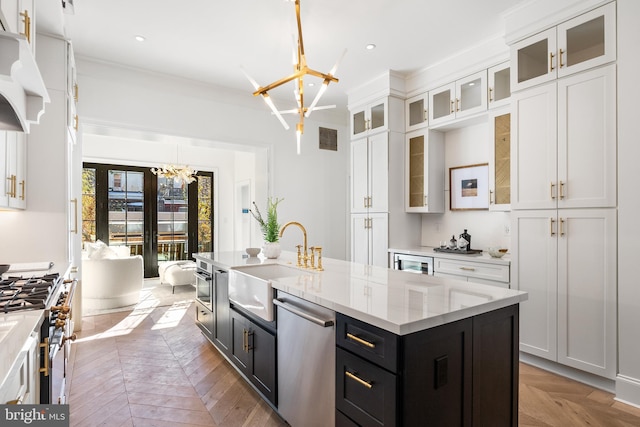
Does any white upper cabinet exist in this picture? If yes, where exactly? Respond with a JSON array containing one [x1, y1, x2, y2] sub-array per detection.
[[405, 130, 444, 213], [429, 70, 487, 127], [0, 0, 35, 51], [1, 130, 27, 210], [350, 132, 388, 214], [511, 2, 616, 92], [351, 99, 388, 139], [487, 62, 511, 109], [405, 93, 429, 132], [512, 64, 616, 210]]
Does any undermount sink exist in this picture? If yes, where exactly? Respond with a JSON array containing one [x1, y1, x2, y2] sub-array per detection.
[[229, 263, 309, 322]]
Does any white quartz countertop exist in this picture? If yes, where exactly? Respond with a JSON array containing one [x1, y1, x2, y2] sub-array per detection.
[[389, 246, 511, 265], [194, 251, 526, 335], [0, 311, 43, 389]]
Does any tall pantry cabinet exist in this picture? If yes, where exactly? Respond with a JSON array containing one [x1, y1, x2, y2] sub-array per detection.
[[510, 2, 617, 379], [349, 93, 418, 267]]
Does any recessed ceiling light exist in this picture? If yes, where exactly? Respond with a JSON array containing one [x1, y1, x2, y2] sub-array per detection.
[[308, 82, 316, 87], [366, 44, 376, 50], [135, 35, 146, 42]]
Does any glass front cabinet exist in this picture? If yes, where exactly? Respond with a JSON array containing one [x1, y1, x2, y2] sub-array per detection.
[[489, 109, 511, 211], [511, 2, 616, 92], [351, 99, 388, 139], [405, 130, 445, 213], [405, 93, 429, 132], [488, 62, 511, 109], [429, 70, 487, 126]]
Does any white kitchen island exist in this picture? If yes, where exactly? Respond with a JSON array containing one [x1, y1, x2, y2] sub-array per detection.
[[194, 250, 527, 426]]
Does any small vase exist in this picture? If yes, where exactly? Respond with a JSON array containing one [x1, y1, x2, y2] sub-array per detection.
[[262, 242, 281, 259]]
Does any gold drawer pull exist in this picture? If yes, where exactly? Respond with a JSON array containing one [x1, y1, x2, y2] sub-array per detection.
[[460, 267, 476, 271], [346, 332, 375, 348], [345, 371, 372, 389], [39, 338, 49, 377]]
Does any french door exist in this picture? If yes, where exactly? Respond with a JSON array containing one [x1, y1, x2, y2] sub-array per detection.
[[82, 163, 213, 277]]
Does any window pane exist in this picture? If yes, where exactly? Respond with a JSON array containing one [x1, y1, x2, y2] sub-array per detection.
[[198, 175, 213, 252], [81, 168, 96, 244], [157, 177, 188, 261], [109, 170, 144, 256]]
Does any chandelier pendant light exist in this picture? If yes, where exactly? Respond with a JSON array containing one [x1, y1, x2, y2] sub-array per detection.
[[243, 0, 345, 154], [151, 144, 198, 184]]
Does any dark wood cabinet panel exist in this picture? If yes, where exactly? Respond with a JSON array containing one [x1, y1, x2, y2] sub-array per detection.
[[229, 308, 277, 405], [402, 317, 473, 427], [195, 299, 213, 338], [213, 269, 231, 354], [472, 305, 519, 427], [336, 313, 399, 373], [336, 409, 360, 427], [336, 347, 397, 427]]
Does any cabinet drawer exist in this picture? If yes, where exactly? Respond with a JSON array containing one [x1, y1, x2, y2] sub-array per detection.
[[336, 348, 397, 427], [336, 313, 398, 373], [195, 300, 213, 338], [434, 258, 509, 283], [336, 410, 360, 427]]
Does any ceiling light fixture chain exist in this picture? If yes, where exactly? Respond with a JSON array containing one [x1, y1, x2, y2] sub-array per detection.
[[242, 0, 346, 154]]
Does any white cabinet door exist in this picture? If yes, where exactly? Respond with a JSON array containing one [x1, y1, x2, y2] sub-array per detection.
[[557, 208, 616, 379], [511, 28, 557, 92], [556, 2, 616, 79], [350, 99, 388, 139], [511, 209, 558, 360], [511, 82, 557, 210], [351, 214, 369, 265], [557, 64, 616, 209], [455, 70, 487, 119], [350, 138, 368, 213], [405, 92, 429, 131], [7, 132, 26, 209], [429, 82, 456, 126], [488, 62, 511, 109], [0, 131, 8, 207], [368, 132, 388, 213], [369, 212, 388, 268]]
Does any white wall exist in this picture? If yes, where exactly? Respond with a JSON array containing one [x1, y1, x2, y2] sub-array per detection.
[[615, 0, 640, 407], [420, 121, 511, 251], [76, 58, 349, 259]]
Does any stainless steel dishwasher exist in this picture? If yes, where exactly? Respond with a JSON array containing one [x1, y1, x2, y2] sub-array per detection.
[[274, 293, 336, 427]]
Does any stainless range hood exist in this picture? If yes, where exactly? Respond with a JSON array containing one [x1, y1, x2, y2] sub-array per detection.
[[0, 32, 49, 133]]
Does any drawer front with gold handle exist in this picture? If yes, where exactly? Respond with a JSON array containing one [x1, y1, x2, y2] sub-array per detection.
[[336, 347, 397, 427], [337, 313, 398, 373], [435, 258, 510, 284]]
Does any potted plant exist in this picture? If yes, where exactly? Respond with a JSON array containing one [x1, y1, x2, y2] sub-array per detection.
[[250, 197, 284, 258]]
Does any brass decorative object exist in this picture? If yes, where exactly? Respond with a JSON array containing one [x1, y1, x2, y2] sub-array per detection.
[[243, 0, 345, 154]]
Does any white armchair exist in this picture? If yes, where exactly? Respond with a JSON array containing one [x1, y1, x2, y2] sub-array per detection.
[[82, 242, 144, 311]]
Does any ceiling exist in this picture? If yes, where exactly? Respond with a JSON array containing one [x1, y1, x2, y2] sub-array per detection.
[[62, 0, 522, 114]]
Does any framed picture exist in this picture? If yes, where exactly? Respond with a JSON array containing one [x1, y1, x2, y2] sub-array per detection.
[[449, 163, 489, 210]]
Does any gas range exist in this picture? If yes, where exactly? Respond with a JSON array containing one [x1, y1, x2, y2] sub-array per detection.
[[0, 270, 77, 404], [0, 273, 61, 313]]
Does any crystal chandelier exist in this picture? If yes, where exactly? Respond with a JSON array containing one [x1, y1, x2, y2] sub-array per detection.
[[243, 0, 345, 154]]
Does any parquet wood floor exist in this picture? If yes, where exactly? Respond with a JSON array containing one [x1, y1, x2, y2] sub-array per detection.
[[67, 285, 640, 426]]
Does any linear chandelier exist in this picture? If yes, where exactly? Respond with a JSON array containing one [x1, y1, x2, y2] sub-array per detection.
[[243, 0, 345, 154], [151, 164, 198, 184]]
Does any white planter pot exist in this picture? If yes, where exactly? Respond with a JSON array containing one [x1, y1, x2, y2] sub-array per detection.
[[262, 242, 281, 259]]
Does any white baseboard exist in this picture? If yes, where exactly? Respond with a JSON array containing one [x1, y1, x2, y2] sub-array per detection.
[[616, 375, 640, 408], [519, 352, 615, 393]]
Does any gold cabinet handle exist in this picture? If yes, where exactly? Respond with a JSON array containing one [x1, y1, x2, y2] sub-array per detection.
[[550, 182, 556, 200], [74, 114, 79, 131], [6, 175, 17, 198], [19, 180, 25, 200], [559, 181, 565, 200], [70, 198, 78, 234], [363, 196, 367, 208], [39, 338, 50, 377], [346, 332, 376, 348], [460, 267, 476, 271], [550, 218, 556, 236], [450, 100, 455, 114], [559, 218, 565, 236], [456, 98, 460, 112], [74, 83, 79, 102], [424, 108, 428, 121], [368, 196, 372, 207], [424, 195, 427, 207], [243, 329, 248, 352], [549, 52, 555, 72], [488, 87, 494, 102], [490, 190, 494, 205], [559, 48, 565, 68], [20, 10, 31, 43], [345, 370, 372, 389]]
